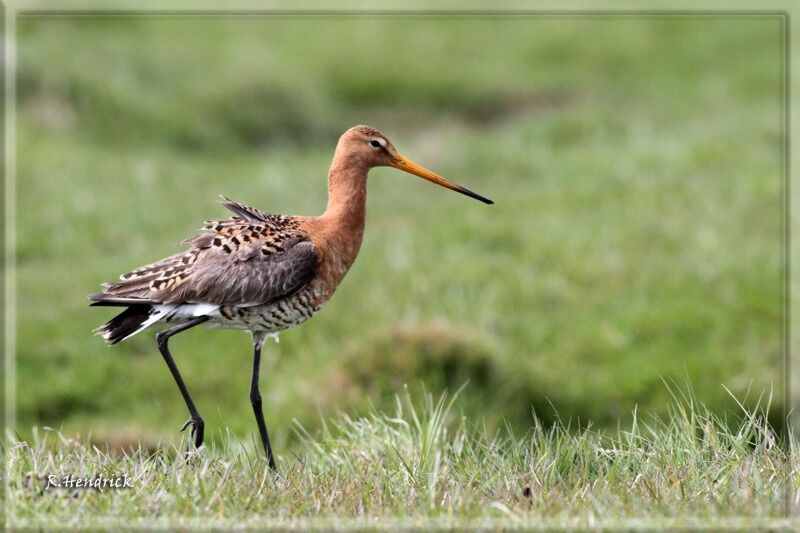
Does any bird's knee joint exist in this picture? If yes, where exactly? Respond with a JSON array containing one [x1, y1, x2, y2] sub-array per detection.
[[250, 391, 262, 405], [156, 332, 168, 347]]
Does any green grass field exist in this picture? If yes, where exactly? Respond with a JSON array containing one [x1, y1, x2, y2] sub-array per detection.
[[6, 390, 794, 528], [9, 14, 789, 526]]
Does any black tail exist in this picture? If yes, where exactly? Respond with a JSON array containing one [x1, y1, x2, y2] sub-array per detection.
[[96, 305, 152, 345], [89, 293, 157, 307]]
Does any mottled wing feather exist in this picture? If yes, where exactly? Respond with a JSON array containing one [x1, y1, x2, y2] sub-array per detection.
[[218, 195, 274, 222], [157, 237, 317, 305], [100, 199, 319, 306]]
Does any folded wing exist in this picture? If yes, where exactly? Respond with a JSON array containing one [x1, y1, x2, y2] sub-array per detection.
[[91, 199, 319, 307]]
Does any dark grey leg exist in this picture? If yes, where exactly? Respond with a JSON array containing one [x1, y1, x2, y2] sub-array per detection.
[[250, 333, 277, 470], [155, 316, 210, 449]]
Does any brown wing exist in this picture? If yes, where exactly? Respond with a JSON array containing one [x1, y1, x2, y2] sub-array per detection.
[[216, 195, 274, 222], [95, 200, 319, 306]]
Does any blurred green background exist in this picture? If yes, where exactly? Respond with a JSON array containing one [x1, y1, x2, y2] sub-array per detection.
[[14, 15, 784, 451]]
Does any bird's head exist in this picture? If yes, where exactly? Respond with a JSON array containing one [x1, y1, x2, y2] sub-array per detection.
[[336, 125, 493, 205]]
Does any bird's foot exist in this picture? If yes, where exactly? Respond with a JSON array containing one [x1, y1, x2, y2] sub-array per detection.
[[179, 416, 205, 449], [273, 471, 289, 489]]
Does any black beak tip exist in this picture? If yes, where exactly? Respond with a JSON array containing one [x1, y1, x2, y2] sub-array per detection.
[[465, 190, 493, 205]]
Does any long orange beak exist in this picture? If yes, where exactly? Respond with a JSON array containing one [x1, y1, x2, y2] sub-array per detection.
[[390, 155, 493, 205]]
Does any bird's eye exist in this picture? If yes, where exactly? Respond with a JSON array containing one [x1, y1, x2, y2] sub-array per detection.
[[369, 140, 381, 148]]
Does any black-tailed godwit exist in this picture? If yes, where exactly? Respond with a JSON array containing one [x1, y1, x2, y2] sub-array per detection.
[[90, 125, 492, 469]]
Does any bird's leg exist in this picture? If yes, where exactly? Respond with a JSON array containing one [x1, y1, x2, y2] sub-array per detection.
[[250, 332, 277, 470], [155, 316, 210, 450]]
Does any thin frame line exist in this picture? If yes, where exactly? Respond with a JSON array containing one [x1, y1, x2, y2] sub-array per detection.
[[3, 7, 792, 524], [5, 515, 797, 530], [13, 10, 793, 16], [3, 2, 17, 528], [781, 11, 792, 519]]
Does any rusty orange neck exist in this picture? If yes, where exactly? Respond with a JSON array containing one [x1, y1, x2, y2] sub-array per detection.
[[309, 158, 369, 285], [324, 158, 368, 224]]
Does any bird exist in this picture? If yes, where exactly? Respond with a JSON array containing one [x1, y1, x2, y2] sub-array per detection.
[[89, 125, 492, 469]]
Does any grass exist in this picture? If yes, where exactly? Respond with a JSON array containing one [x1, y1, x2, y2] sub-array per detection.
[[6, 389, 794, 529]]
